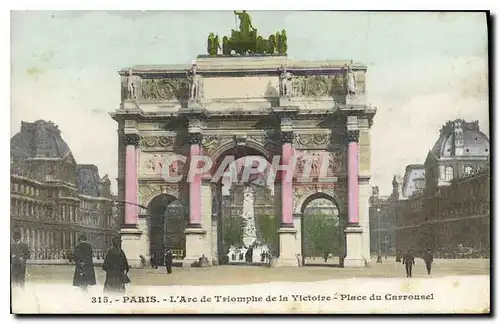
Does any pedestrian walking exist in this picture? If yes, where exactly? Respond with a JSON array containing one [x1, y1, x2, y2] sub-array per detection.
[[11, 231, 30, 288], [164, 248, 173, 274], [402, 249, 415, 278], [72, 234, 96, 292], [423, 248, 434, 275], [102, 236, 130, 294]]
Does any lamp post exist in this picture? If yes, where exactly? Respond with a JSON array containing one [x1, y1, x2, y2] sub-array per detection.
[[377, 207, 382, 263]]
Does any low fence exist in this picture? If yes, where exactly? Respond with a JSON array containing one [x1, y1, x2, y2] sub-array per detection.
[[25, 248, 107, 263]]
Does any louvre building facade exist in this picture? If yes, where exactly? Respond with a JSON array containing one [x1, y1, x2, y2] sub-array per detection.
[[10, 120, 118, 260]]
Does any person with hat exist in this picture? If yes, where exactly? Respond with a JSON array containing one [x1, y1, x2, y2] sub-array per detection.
[[164, 248, 173, 274], [11, 231, 30, 288], [72, 234, 96, 291], [102, 236, 130, 293], [423, 248, 434, 275]]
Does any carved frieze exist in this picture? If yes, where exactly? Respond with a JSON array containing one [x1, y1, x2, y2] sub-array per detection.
[[294, 133, 331, 148], [292, 75, 346, 97], [141, 78, 189, 101], [140, 135, 176, 149]]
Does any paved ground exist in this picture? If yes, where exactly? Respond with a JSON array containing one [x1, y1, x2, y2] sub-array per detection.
[[24, 258, 489, 286]]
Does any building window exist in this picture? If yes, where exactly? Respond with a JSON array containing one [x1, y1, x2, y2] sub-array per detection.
[[465, 165, 473, 176], [444, 166, 454, 181]]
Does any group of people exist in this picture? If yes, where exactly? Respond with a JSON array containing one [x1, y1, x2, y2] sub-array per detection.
[[11, 231, 131, 293], [397, 249, 434, 278], [150, 249, 174, 274]]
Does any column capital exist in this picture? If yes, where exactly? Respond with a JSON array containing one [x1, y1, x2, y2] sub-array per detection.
[[124, 134, 140, 146], [346, 130, 359, 143], [189, 132, 203, 145], [280, 131, 294, 144]]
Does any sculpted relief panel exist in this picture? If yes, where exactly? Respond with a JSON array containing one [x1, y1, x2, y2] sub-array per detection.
[[141, 78, 189, 101], [139, 152, 185, 178], [294, 149, 346, 179], [292, 75, 346, 97]]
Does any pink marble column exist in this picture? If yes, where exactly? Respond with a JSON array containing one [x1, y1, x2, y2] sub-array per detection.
[[188, 133, 203, 227], [124, 134, 139, 226], [347, 130, 359, 225], [281, 131, 294, 227]]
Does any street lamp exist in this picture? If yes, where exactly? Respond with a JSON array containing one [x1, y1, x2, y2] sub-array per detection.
[[112, 200, 149, 228], [113, 200, 148, 210], [377, 207, 382, 263]]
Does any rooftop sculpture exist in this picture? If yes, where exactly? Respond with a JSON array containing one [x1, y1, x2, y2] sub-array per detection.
[[207, 11, 287, 56]]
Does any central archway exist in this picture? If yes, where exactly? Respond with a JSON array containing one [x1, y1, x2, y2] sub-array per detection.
[[211, 144, 278, 265], [148, 194, 187, 267]]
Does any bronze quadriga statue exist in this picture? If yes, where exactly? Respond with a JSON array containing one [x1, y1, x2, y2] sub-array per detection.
[[207, 11, 287, 56]]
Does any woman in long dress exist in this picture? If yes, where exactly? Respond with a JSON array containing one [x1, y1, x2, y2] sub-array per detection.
[[102, 236, 130, 293], [72, 234, 96, 291]]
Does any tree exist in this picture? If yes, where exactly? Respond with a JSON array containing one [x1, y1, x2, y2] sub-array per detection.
[[255, 213, 279, 254], [222, 216, 245, 248], [303, 210, 341, 257]]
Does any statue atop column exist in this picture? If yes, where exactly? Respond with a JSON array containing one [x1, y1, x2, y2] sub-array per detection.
[[345, 63, 356, 95], [188, 63, 202, 100], [279, 65, 293, 98]]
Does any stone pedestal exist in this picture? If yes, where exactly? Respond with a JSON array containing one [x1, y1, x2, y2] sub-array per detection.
[[182, 227, 207, 267], [277, 227, 299, 267], [343, 226, 365, 268], [120, 227, 144, 268]]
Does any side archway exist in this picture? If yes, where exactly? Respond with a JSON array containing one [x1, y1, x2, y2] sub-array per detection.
[[295, 190, 346, 267], [147, 193, 188, 266]]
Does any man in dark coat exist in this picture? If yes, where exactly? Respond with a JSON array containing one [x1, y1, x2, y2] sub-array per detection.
[[102, 236, 130, 294], [11, 231, 30, 288], [164, 248, 173, 274], [72, 234, 96, 291], [402, 249, 416, 278], [423, 248, 434, 275]]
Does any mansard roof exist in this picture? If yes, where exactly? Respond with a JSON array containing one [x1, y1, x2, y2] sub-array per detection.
[[11, 120, 73, 162], [430, 119, 489, 158]]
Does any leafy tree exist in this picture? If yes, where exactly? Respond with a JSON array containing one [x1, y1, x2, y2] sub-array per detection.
[[303, 210, 341, 257], [255, 213, 279, 254], [222, 216, 245, 248]]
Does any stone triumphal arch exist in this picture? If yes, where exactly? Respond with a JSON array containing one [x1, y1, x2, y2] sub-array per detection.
[[112, 53, 376, 268]]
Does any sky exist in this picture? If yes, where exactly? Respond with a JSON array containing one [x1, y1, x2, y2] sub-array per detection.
[[10, 11, 489, 196]]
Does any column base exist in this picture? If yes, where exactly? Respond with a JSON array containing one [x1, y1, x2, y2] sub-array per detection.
[[182, 227, 207, 268], [120, 227, 145, 268], [343, 226, 365, 268], [277, 227, 299, 267]]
